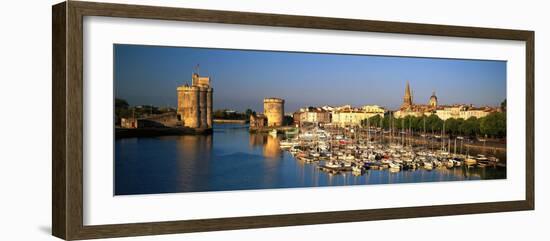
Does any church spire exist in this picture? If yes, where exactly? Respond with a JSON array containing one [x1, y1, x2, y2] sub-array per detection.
[[402, 81, 413, 109]]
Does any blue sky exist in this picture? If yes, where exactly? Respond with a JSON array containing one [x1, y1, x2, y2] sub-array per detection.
[[114, 44, 506, 112]]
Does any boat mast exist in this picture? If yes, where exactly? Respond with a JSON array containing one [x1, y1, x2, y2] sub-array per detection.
[[423, 116, 426, 150], [390, 112, 393, 145], [441, 119, 446, 151], [380, 116, 383, 143], [454, 138, 457, 156], [409, 118, 414, 147], [367, 117, 370, 145]]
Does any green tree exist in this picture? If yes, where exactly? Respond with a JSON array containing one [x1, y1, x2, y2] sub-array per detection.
[[410, 116, 422, 132], [213, 109, 227, 119], [395, 117, 403, 130], [445, 118, 460, 136], [382, 115, 391, 129], [460, 117, 479, 138], [115, 98, 129, 109], [245, 109, 254, 119], [368, 115, 382, 128], [480, 112, 506, 138], [417, 115, 428, 133], [283, 115, 294, 126], [114, 98, 131, 125], [403, 116, 412, 130], [426, 114, 443, 132], [454, 118, 465, 136]]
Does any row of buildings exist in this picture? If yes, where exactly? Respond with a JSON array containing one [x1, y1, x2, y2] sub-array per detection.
[[293, 105, 386, 127], [291, 81, 500, 127]]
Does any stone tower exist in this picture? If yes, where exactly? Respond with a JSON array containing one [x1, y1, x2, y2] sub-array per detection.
[[177, 85, 200, 128], [177, 72, 213, 129], [402, 81, 413, 109], [428, 91, 438, 107], [263, 98, 285, 127]]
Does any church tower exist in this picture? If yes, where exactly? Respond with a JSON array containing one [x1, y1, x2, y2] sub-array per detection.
[[402, 81, 413, 109]]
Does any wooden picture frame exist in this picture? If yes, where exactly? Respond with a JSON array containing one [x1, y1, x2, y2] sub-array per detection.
[[52, 1, 534, 240]]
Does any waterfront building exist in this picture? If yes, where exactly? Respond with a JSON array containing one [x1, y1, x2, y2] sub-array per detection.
[[249, 113, 268, 129], [393, 108, 433, 118], [334, 104, 352, 111], [121, 117, 137, 128], [320, 105, 334, 112], [263, 97, 285, 127], [293, 107, 331, 127], [331, 105, 386, 127], [177, 72, 214, 129], [435, 105, 495, 120], [361, 105, 386, 114]]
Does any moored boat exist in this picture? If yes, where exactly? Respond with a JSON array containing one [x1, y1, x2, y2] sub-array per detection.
[[465, 157, 477, 167]]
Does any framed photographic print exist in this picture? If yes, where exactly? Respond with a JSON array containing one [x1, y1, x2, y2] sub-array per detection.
[[52, 1, 534, 240]]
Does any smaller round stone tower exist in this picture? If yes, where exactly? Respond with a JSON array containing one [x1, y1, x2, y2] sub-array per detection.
[[428, 91, 438, 107], [263, 98, 285, 127]]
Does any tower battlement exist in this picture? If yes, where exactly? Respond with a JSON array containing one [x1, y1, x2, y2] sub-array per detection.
[[264, 98, 285, 103], [177, 85, 200, 91]]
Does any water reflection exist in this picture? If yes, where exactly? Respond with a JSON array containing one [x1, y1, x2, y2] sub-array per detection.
[[174, 135, 212, 192], [263, 135, 282, 159], [115, 124, 506, 195], [248, 134, 264, 148]]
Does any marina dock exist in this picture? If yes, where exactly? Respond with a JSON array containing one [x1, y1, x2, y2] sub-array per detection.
[[278, 125, 505, 176]]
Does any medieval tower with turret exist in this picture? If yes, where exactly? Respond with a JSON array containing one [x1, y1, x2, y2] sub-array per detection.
[[177, 71, 213, 129]]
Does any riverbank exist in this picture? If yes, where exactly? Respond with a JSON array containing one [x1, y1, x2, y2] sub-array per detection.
[[115, 127, 212, 139]]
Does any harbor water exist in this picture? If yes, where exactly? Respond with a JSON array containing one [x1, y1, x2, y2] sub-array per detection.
[[115, 123, 506, 195]]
